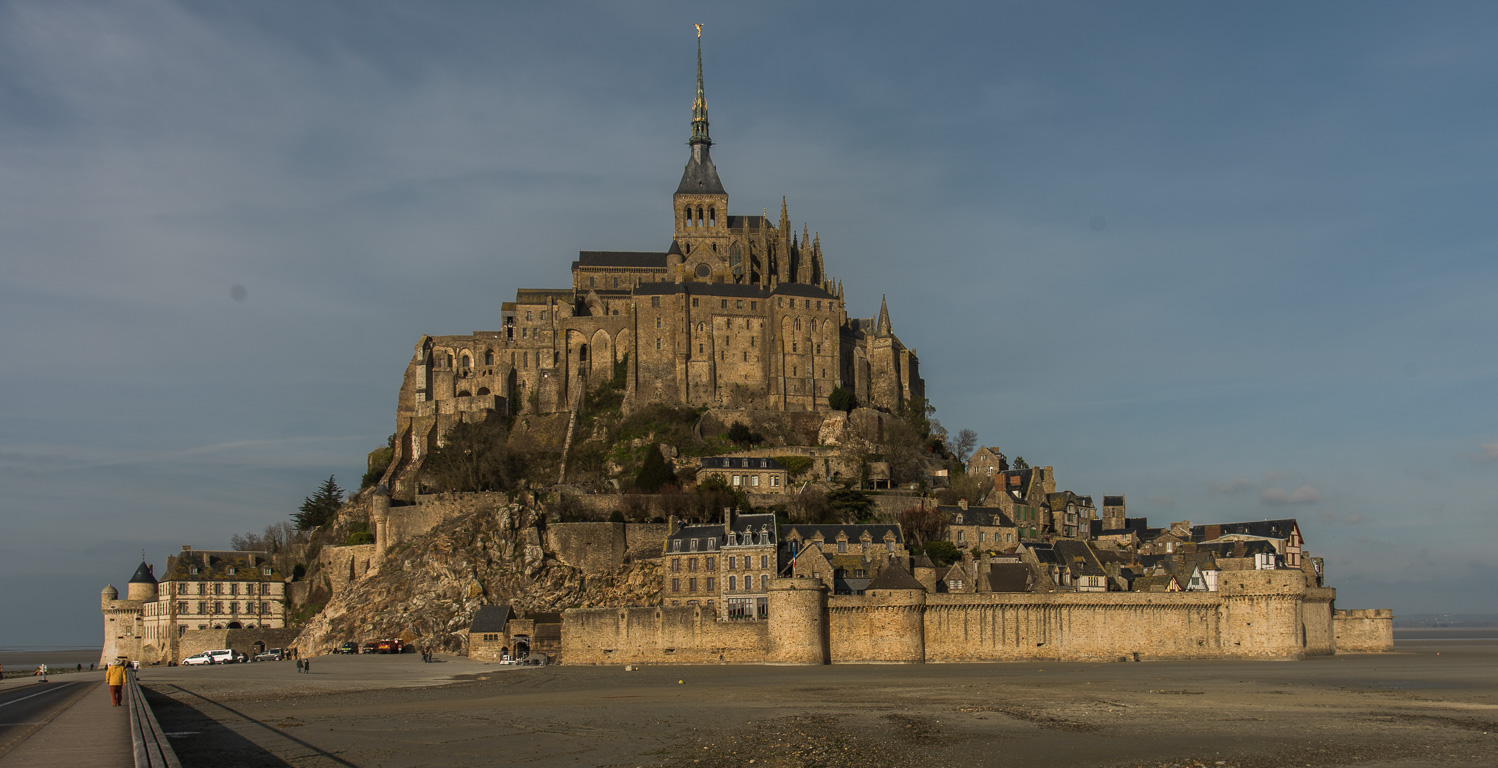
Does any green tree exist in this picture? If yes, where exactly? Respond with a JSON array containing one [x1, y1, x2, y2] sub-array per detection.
[[826, 487, 874, 523], [924, 540, 960, 566], [294, 475, 344, 530], [1013, 455, 1030, 470], [828, 386, 857, 412], [635, 444, 676, 493], [726, 422, 763, 447]]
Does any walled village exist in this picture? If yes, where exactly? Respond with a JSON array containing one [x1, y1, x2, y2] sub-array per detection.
[[100, 37, 1392, 669]]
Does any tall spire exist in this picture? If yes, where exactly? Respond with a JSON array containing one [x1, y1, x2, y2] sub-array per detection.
[[876, 294, 892, 336], [690, 26, 711, 147]]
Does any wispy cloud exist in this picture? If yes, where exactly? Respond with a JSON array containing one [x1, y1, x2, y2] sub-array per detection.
[[1210, 477, 1255, 495], [1476, 442, 1498, 462], [1261, 485, 1323, 505]]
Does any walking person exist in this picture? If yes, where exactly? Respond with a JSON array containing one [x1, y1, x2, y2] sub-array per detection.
[[106, 661, 126, 706]]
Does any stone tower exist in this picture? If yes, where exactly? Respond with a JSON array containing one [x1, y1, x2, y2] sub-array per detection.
[[126, 560, 158, 602], [672, 30, 731, 282]]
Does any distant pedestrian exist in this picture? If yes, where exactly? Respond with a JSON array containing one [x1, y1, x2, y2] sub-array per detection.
[[76, 663, 82, 672], [296, 658, 303, 673], [90, 662, 95, 672], [303, 659, 310, 674], [105, 661, 127, 706]]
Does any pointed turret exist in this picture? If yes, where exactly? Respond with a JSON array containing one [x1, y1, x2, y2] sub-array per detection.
[[675, 30, 725, 197], [812, 232, 824, 287], [876, 294, 892, 336]]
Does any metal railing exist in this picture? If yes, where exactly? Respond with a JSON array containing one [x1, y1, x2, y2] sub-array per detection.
[[125, 672, 182, 768]]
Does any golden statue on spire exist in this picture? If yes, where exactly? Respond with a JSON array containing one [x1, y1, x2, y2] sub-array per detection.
[[695, 23, 703, 38]]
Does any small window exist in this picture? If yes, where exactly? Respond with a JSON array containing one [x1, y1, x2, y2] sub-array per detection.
[[706, 577, 715, 591], [736, 300, 743, 309], [692, 297, 699, 307], [750, 301, 757, 310], [706, 557, 715, 570], [651, 296, 661, 307], [672, 579, 681, 592], [526, 310, 533, 321], [689, 578, 698, 592], [690, 539, 698, 552], [656, 317, 662, 329], [656, 338, 662, 350], [751, 475, 760, 487], [672, 541, 681, 552], [721, 299, 728, 309], [760, 555, 769, 568], [671, 558, 680, 572]]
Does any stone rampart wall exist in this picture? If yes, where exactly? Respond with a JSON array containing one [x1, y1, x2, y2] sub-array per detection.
[[562, 605, 770, 664], [545, 522, 671, 574], [395, 492, 511, 544], [319, 544, 377, 597], [1333, 608, 1395, 652], [562, 572, 1341, 665]]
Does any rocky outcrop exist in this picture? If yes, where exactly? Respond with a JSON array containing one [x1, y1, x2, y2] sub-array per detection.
[[293, 498, 660, 654]]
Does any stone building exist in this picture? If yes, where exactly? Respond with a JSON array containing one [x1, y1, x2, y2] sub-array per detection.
[[698, 456, 789, 494], [780, 523, 907, 595], [466, 605, 563, 662], [382, 36, 923, 499], [662, 510, 777, 619], [936, 503, 1019, 552], [965, 446, 1008, 478], [100, 546, 287, 666]]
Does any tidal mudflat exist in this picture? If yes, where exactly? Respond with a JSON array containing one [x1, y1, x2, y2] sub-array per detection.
[[144, 632, 1497, 768]]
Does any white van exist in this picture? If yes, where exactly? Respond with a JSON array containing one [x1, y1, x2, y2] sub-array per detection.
[[204, 649, 238, 664]]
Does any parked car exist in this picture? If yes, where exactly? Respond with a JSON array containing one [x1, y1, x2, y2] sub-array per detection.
[[361, 642, 380, 654], [182, 653, 212, 666], [204, 649, 238, 665], [376, 639, 400, 654], [335, 642, 359, 655], [253, 648, 284, 662]]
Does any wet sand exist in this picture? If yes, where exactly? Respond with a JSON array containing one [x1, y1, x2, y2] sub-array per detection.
[[142, 634, 1498, 768]]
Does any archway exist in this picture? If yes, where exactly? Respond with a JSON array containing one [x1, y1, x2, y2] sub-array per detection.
[[512, 635, 531, 658], [227, 621, 242, 629], [252, 641, 265, 655]]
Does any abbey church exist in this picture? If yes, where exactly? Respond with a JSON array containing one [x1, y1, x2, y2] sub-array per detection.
[[392, 37, 922, 489]]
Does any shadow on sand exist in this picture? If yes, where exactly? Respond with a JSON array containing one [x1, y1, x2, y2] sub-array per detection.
[[143, 684, 356, 768]]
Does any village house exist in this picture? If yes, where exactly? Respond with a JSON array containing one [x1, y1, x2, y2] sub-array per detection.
[[698, 455, 789, 493], [662, 510, 777, 619], [936, 501, 1019, 552]]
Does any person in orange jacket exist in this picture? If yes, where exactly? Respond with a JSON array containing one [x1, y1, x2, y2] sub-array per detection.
[[105, 660, 128, 706]]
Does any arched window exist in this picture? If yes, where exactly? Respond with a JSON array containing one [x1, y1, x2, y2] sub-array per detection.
[[460, 353, 471, 370], [708, 207, 716, 227], [484, 349, 494, 366], [794, 318, 801, 331], [684, 205, 693, 226], [696, 206, 704, 226]]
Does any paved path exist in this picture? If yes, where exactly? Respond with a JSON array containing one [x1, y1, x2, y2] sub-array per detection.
[[0, 680, 132, 768]]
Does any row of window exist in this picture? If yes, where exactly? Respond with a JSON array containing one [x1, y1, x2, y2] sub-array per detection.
[[177, 601, 275, 615], [953, 530, 1017, 544], [727, 474, 780, 488], [670, 575, 770, 593], [670, 554, 771, 572], [181, 582, 273, 596]]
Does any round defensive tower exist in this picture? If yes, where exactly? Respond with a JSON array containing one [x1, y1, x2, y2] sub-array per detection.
[[126, 561, 158, 602], [766, 578, 828, 664], [863, 563, 928, 663], [101, 583, 118, 608]]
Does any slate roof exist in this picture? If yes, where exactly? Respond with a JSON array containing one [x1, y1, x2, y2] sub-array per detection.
[[772, 283, 837, 299], [676, 151, 726, 195], [988, 562, 1033, 592], [726, 215, 768, 229], [1196, 539, 1278, 558], [128, 561, 157, 585], [573, 251, 669, 269], [701, 456, 786, 471], [667, 513, 777, 551], [866, 562, 925, 591], [1190, 519, 1300, 543], [469, 605, 511, 633], [937, 505, 1016, 527], [161, 550, 280, 582]]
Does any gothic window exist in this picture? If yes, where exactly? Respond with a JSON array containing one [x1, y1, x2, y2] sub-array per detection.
[[708, 207, 716, 227], [460, 353, 471, 370], [695, 263, 711, 279], [794, 318, 801, 331], [698, 322, 705, 332], [729, 242, 743, 278], [696, 207, 704, 226], [684, 205, 692, 226]]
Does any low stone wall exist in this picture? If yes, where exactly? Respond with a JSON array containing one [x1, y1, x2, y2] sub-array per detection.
[[545, 522, 671, 575], [178, 628, 299, 663], [1333, 608, 1395, 652], [562, 605, 770, 664], [397, 492, 513, 545]]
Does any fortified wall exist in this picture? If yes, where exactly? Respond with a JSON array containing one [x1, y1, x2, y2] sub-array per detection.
[[563, 569, 1341, 664], [1332, 608, 1395, 652]]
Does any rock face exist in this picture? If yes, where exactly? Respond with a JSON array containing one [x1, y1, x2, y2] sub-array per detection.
[[294, 499, 660, 654]]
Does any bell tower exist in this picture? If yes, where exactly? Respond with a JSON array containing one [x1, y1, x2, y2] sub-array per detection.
[[673, 26, 730, 282]]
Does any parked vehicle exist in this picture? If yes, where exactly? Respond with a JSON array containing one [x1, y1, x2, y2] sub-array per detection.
[[376, 639, 400, 654], [182, 653, 212, 666], [204, 649, 238, 665], [361, 642, 380, 654], [335, 642, 359, 655], [253, 648, 284, 662]]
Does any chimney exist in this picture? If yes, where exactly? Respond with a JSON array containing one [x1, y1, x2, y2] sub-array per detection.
[[723, 506, 733, 535], [667, 515, 679, 536]]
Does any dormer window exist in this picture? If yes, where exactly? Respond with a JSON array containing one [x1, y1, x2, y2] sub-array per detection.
[[227, 567, 236, 576], [690, 539, 698, 552], [189, 566, 198, 575], [672, 540, 682, 552], [262, 567, 271, 576]]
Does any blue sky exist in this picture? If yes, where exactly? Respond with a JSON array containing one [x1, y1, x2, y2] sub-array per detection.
[[2, 1, 1495, 646]]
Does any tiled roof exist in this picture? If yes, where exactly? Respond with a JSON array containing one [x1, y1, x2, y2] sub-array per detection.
[[937, 505, 1016, 527], [1190, 519, 1300, 543], [988, 563, 1032, 593]]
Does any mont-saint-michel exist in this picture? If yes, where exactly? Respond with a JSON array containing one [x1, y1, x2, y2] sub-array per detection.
[[100, 34, 1392, 672], [22, 13, 1493, 768]]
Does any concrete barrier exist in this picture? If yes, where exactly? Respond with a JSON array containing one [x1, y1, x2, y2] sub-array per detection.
[[126, 672, 182, 768]]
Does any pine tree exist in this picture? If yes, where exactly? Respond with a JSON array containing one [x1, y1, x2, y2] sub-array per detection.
[[294, 475, 345, 530], [635, 445, 676, 493]]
